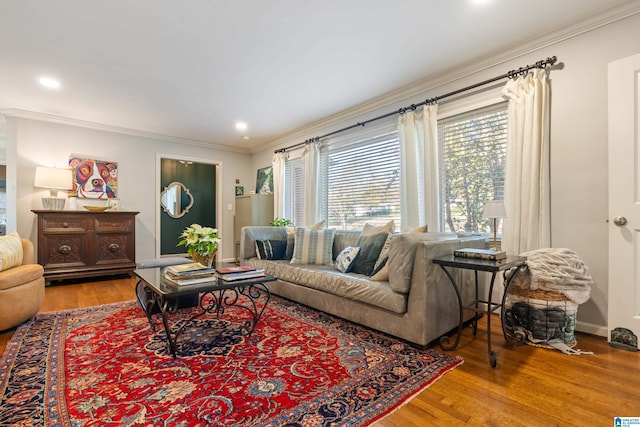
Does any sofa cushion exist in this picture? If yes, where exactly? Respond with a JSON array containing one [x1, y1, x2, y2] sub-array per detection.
[[0, 232, 23, 272], [249, 259, 407, 314], [0, 264, 44, 291], [334, 246, 360, 273], [351, 221, 395, 276], [255, 240, 288, 260], [290, 228, 337, 265]]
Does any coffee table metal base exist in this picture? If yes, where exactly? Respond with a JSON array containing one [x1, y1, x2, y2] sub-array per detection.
[[138, 281, 271, 358]]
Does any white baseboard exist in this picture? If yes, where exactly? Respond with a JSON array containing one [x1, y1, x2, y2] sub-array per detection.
[[575, 321, 608, 338]]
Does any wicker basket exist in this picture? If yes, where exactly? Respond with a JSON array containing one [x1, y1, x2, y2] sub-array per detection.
[[503, 281, 579, 349]]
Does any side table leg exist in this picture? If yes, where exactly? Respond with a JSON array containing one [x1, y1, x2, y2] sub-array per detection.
[[472, 270, 479, 336], [487, 272, 498, 368], [438, 265, 464, 351]]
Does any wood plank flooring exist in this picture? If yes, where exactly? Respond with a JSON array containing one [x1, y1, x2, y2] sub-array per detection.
[[1, 276, 639, 426]]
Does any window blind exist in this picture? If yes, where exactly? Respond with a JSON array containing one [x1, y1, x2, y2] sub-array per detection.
[[438, 102, 508, 233], [284, 156, 304, 226], [320, 131, 400, 230]]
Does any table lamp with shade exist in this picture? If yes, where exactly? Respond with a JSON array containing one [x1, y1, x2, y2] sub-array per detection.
[[34, 166, 73, 210], [482, 200, 506, 256]]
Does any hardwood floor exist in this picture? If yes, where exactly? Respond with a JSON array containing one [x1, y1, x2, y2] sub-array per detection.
[[1, 277, 639, 426]]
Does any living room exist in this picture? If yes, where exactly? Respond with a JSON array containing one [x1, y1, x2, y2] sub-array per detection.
[[1, 1, 640, 425]]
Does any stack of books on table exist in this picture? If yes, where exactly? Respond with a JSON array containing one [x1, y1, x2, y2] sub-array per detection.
[[216, 265, 266, 281], [453, 248, 507, 261], [163, 262, 216, 286]]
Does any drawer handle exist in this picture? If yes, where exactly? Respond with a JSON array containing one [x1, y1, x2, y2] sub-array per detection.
[[108, 243, 120, 252], [62, 222, 69, 228], [59, 245, 72, 254]]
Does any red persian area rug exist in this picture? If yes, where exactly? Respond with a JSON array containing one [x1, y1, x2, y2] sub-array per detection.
[[0, 296, 462, 426]]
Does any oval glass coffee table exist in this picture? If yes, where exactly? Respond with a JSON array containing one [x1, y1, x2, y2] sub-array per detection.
[[134, 266, 275, 358]]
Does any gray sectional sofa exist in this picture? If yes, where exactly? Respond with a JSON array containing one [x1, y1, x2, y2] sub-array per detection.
[[239, 226, 487, 346]]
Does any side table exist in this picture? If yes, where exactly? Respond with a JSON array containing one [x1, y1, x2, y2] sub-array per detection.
[[432, 254, 527, 367]]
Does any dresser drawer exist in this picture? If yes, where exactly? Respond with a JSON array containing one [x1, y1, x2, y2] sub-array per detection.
[[94, 233, 135, 264], [95, 214, 135, 232], [40, 215, 89, 233], [40, 235, 89, 268]]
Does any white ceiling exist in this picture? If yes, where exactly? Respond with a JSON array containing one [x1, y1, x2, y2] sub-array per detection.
[[1, 0, 638, 152]]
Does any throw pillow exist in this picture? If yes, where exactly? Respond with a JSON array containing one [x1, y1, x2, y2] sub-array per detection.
[[255, 240, 287, 260], [370, 259, 389, 281], [401, 224, 428, 233], [351, 220, 395, 276], [285, 220, 326, 260], [334, 246, 360, 273], [290, 227, 337, 265], [308, 220, 325, 230], [0, 232, 23, 272], [373, 233, 393, 274]]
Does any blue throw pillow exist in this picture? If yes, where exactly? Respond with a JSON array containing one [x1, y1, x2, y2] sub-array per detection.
[[334, 246, 361, 273], [290, 228, 336, 265]]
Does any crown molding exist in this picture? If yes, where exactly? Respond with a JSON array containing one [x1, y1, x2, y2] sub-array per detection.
[[255, 1, 640, 155], [0, 108, 251, 155]]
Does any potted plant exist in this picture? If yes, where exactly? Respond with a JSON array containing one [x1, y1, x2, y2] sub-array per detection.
[[270, 217, 293, 227], [177, 223, 221, 267]]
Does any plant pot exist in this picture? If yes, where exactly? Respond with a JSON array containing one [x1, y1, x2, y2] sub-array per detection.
[[192, 251, 215, 268]]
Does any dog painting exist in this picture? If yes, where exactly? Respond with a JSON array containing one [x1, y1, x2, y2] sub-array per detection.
[[68, 156, 118, 199]]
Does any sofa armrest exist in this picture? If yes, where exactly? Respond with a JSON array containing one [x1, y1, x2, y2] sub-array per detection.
[[21, 239, 36, 265]]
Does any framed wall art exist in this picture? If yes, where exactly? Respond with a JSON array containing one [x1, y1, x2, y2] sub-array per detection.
[[256, 166, 273, 195], [68, 156, 118, 199]]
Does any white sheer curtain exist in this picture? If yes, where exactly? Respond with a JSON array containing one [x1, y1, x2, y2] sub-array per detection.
[[501, 68, 551, 254], [398, 104, 439, 230], [272, 152, 286, 219], [302, 142, 321, 226]]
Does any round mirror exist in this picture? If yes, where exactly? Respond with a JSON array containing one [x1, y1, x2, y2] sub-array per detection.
[[160, 181, 194, 218]]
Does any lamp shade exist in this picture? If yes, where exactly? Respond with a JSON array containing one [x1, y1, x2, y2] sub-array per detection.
[[34, 167, 73, 190], [482, 200, 506, 219]]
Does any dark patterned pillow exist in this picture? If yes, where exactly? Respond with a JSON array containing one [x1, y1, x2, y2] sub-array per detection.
[[255, 240, 287, 260], [351, 221, 395, 276]]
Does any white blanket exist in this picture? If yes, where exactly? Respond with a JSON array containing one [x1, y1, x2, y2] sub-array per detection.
[[509, 248, 592, 305]]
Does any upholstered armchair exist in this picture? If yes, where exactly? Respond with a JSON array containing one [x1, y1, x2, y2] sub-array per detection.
[[0, 238, 45, 331]]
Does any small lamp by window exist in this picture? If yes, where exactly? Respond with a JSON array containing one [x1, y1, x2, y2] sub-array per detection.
[[34, 167, 73, 210], [482, 200, 506, 256]]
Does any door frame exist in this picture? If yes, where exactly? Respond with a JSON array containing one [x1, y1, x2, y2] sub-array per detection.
[[155, 153, 222, 259]]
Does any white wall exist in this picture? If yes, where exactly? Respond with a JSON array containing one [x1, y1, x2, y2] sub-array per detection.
[[253, 13, 640, 335], [8, 117, 254, 262]]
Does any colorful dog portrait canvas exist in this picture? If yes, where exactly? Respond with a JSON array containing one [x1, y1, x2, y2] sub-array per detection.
[[68, 156, 118, 199]]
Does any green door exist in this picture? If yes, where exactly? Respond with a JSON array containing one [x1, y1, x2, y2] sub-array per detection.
[[160, 159, 217, 256]]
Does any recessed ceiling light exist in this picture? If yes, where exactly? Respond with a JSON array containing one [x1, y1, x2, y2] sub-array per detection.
[[235, 121, 248, 131], [38, 76, 61, 89], [242, 136, 251, 140]]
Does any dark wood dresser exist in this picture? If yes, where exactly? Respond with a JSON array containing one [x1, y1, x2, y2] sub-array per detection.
[[32, 210, 139, 282]]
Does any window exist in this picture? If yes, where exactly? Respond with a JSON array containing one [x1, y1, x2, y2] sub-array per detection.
[[319, 130, 400, 230], [438, 102, 508, 233], [283, 156, 304, 226]]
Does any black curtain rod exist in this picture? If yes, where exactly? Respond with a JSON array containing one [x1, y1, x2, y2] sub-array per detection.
[[275, 56, 557, 154]]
